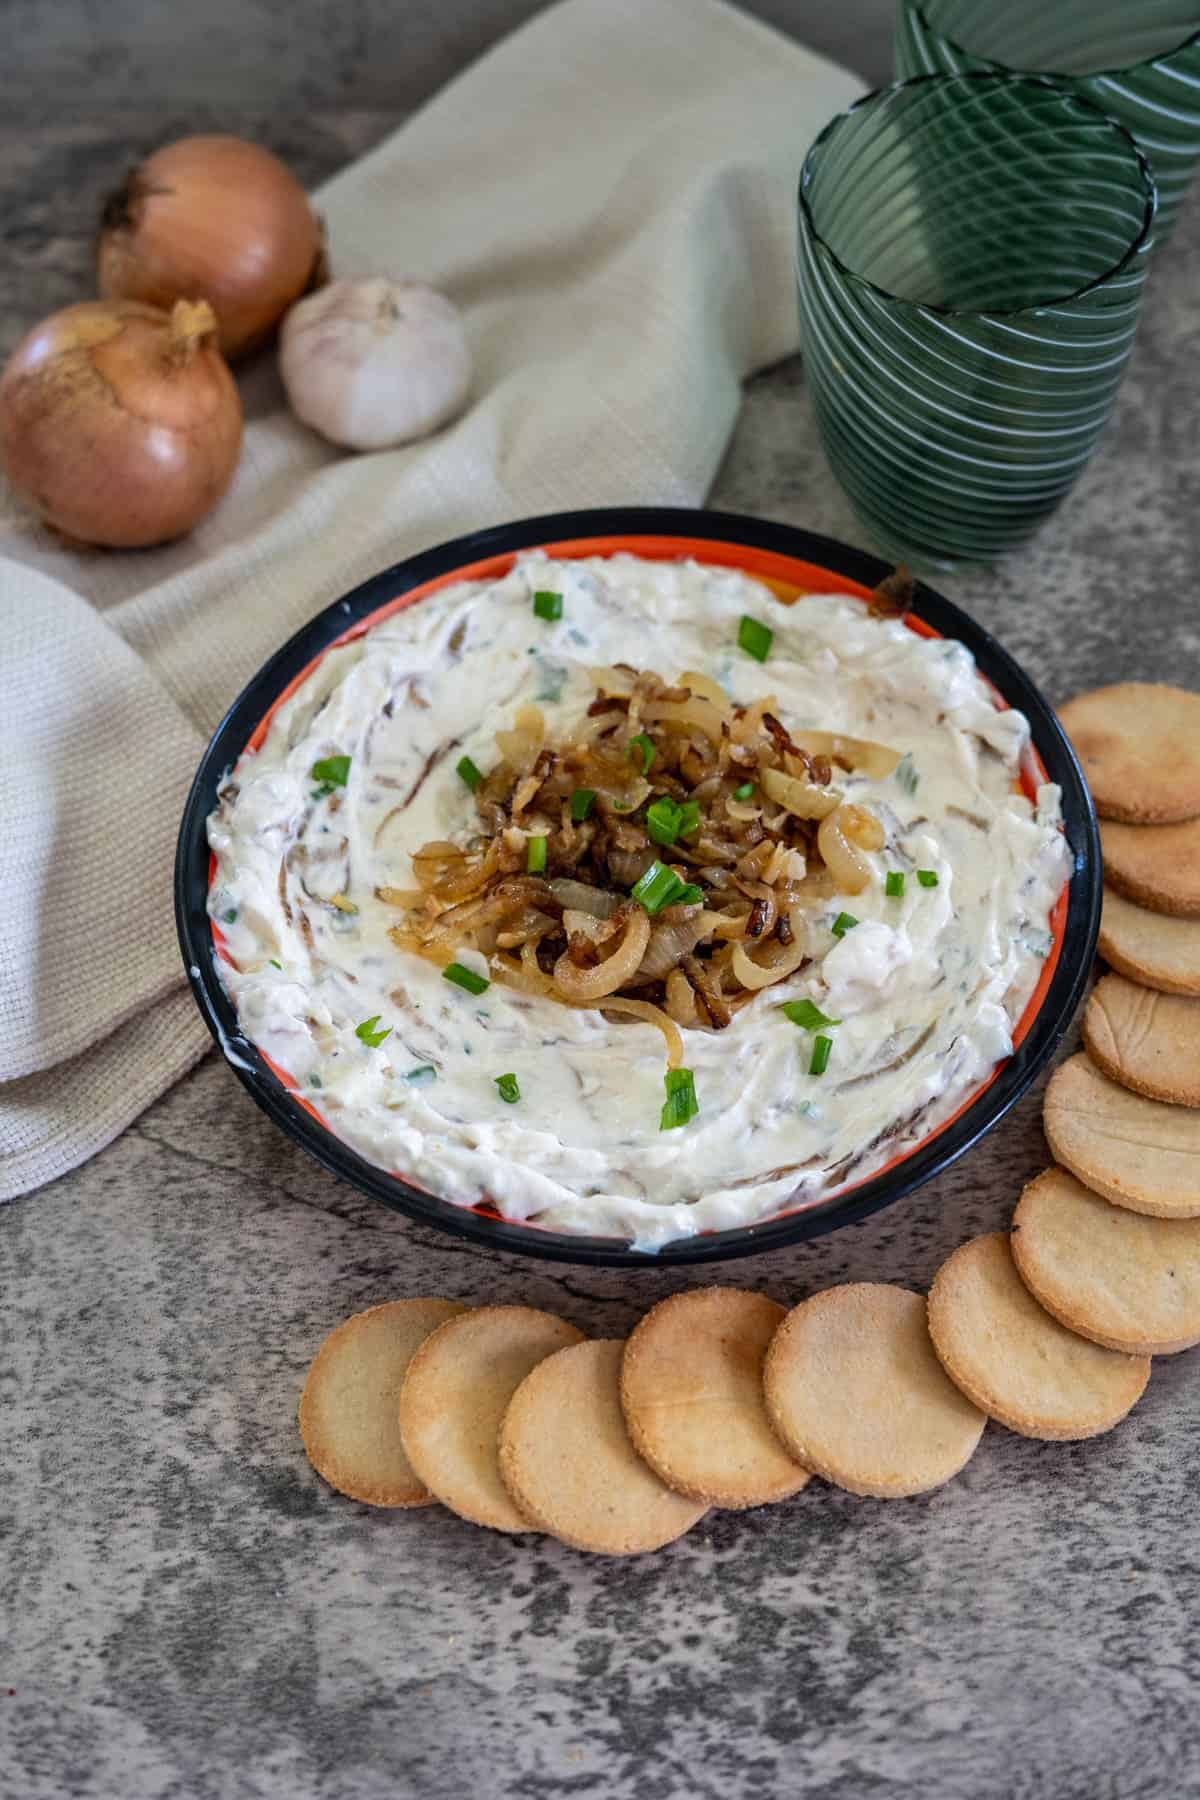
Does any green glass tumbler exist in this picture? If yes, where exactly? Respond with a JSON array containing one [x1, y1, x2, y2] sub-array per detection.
[[896, 0, 1200, 238], [795, 74, 1157, 568]]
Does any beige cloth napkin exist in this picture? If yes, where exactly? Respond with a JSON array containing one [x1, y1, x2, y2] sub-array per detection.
[[0, 0, 863, 1201]]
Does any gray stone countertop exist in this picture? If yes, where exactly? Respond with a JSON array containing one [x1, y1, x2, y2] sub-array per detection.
[[4, 8, 1200, 1797]]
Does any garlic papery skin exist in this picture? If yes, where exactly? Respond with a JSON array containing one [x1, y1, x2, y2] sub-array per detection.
[[279, 276, 471, 451]]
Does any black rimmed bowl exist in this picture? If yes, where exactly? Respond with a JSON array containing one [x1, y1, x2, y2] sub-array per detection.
[[175, 506, 1100, 1266]]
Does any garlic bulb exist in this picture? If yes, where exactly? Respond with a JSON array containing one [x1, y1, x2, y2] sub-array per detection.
[[279, 276, 471, 451]]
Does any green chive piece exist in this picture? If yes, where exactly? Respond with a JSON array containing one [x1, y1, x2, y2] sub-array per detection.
[[781, 999, 841, 1030], [310, 754, 350, 788], [737, 615, 773, 662], [809, 1035, 833, 1077], [355, 1015, 392, 1048], [527, 835, 548, 874], [894, 753, 919, 795], [646, 797, 684, 847], [268, 958, 282, 970], [628, 731, 656, 774], [917, 869, 940, 888], [677, 882, 705, 906], [443, 961, 489, 996], [456, 754, 483, 792], [831, 911, 859, 938], [659, 1067, 699, 1131], [570, 787, 596, 822], [733, 781, 755, 801], [405, 1065, 437, 1084], [222, 907, 237, 924], [532, 589, 563, 621], [495, 1072, 521, 1104], [631, 860, 679, 913], [678, 799, 701, 838], [885, 871, 905, 898]]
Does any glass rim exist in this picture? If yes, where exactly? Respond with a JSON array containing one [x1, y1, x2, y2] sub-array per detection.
[[797, 71, 1159, 321], [904, 0, 1200, 84]]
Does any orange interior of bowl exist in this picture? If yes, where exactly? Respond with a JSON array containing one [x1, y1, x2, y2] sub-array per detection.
[[210, 533, 1067, 1239]]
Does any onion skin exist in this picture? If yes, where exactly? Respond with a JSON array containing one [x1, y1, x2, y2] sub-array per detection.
[[98, 136, 326, 360], [0, 298, 242, 548]]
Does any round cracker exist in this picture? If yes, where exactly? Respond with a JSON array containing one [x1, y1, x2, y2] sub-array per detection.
[[299, 1298, 468, 1506], [1058, 683, 1200, 824], [1012, 1166, 1200, 1355], [1083, 972, 1200, 1107], [927, 1233, 1150, 1440], [1101, 817, 1200, 919], [620, 1289, 810, 1509], [761, 1284, 985, 1498], [498, 1339, 707, 1554], [399, 1306, 584, 1533], [1099, 887, 1200, 997], [1044, 1053, 1200, 1218]]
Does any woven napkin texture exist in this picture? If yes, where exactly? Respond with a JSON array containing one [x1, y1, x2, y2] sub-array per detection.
[[0, 0, 862, 1200]]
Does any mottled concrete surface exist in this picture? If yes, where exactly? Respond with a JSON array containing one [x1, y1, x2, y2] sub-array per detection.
[[3, 4, 1200, 1797]]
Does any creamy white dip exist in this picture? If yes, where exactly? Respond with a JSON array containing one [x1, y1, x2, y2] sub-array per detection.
[[207, 552, 1069, 1248]]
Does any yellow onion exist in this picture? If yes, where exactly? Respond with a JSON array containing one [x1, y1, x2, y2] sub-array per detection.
[[792, 729, 902, 778], [553, 907, 650, 1001], [760, 765, 843, 821], [0, 298, 242, 548], [817, 803, 883, 894], [98, 135, 326, 360]]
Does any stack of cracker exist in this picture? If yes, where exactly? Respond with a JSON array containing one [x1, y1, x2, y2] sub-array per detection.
[[294, 684, 1200, 1553]]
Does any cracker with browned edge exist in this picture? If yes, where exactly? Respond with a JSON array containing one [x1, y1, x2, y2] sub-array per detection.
[[927, 1234, 1149, 1440], [399, 1306, 584, 1532], [1058, 683, 1200, 824], [498, 1339, 707, 1554], [761, 1284, 985, 1498], [1012, 1167, 1200, 1356], [1099, 887, 1200, 997], [620, 1289, 810, 1509], [1083, 973, 1200, 1107], [1101, 817, 1200, 919], [1044, 1053, 1200, 1218], [299, 1298, 468, 1506]]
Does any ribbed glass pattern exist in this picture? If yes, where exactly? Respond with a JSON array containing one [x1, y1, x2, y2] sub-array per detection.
[[896, 0, 1200, 236], [796, 76, 1157, 568]]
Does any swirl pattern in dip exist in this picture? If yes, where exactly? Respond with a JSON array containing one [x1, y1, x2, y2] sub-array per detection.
[[207, 553, 1069, 1248]]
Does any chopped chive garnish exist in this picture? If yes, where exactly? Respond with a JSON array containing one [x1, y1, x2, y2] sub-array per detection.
[[809, 1035, 833, 1077], [355, 1015, 391, 1047], [570, 787, 596, 822], [631, 861, 679, 913], [222, 907, 237, 924], [443, 961, 489, 995], [310, 754, 350, 788], [831, 911, 859, 938], [269, 958, 281, 970], [737, 615, 773, 662], [733, 781, 755, 801], [781, 999, 841, 1030], [456, 754, 483, 792], [645, 796, 699, 847], [495, 1072, 521, 1104], [631, 861, 704, 915], [885, 871, 905, 898], [527, 835, 548, 874], [532, 589, 563, 621], [628, 732, 656, 774], [660, 1067, 699, 1131], [917, 869, 940, 888], [894, 752, 919, 795], [405, 1064, 437, 1084]]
